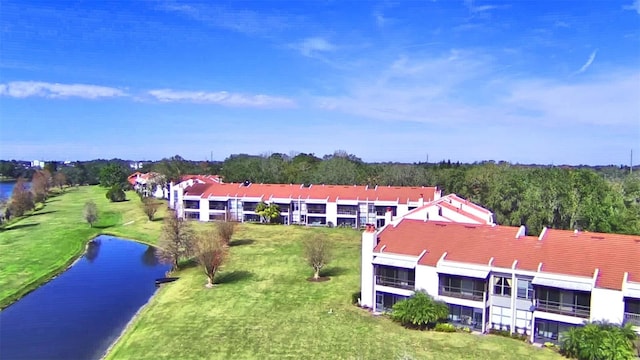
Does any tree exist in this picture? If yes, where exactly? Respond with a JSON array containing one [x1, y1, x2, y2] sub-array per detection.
[[106, 184, 126, 202], [31, 170, 51, 203], [99, 163, 129, 188], [53, 172, 67, 190], [193, 229, 228, 287], [9, 177, 34, 217], [255, 202, 281, 223], [142, 197, 161, 221], [157, 210, 194, 270], [303, 234, 332, 280], [215, 221, 238, 246], [561, 321, 637, 360], [83, 200, 98, 227], [390, 291, 450, 329]]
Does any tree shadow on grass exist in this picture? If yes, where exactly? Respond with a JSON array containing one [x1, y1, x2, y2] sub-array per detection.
[[178, 258, 199, 270], [92, 223, 115, 229], [151, 216, 164, 222], [32, 210, 57, 216], [320, 266, 349, 278], [229, 238, 255, 246], [4, 223, 39, 231], [214, 270, 254, 284]]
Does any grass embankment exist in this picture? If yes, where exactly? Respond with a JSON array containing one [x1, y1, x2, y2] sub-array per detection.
[[106, 224, 561, 360], [0, 186, 167, 309]]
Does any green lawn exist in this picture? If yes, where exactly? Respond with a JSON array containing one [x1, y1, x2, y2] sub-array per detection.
[[0, 186, 167, 309], [106, 224, 562, 360]]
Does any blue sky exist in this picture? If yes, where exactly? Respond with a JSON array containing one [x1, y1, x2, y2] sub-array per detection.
[[1, 0, 639, 165]]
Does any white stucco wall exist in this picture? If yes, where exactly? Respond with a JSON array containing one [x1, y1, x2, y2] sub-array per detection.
[[590, 288, 625, 324], [325, 202, 337, 226], [199, 198, 209, 221], [360, 230, 376, 308], [414, 264, 439, 297]]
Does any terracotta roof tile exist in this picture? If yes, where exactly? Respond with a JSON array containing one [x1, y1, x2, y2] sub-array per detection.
[[375, 220, 640, 290]]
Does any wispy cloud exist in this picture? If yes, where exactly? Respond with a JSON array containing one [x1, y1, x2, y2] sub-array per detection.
[[464, 0, 500, 13], [157, 1, 292, 35], [575, 49, 598, 74], [147, 89, 296, 108], [623, 0, 640, 14], [291, 37, 336, 57], [0, 81, 126, 99]]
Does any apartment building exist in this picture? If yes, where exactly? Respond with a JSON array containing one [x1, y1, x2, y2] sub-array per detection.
[[360, 219, 640, 343], [169, 179, 449, 228]]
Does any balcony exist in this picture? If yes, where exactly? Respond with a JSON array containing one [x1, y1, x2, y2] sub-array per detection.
[[439, 286, 485, 302], [183, 200, 199, 210], [624, 312, 640, 326], [376, 275, 415, 291], [535, 299, 590, 318]]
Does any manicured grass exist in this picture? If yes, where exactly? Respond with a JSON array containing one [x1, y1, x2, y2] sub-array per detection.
[[106, 224, 562, 360], [0, 186, 168, 309]]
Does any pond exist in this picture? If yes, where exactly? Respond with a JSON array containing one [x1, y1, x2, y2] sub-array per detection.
[[0, 181, 16, 199], [0, 236, 171, 359]]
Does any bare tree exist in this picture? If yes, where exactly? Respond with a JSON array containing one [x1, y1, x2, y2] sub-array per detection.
[[215, 221, 238, 245], [31, 170, 50, 203], [142, 197, 161, 221], [54, 172, 67, 190], [83, 200, 98, 227], [157, 210, 194, 270], [303, 234, 332, 280], [194, 229, 228, 287], [9, 177, 34, 217]]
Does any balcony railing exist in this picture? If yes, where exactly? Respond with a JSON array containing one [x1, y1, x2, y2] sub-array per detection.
[[535, 299, 590, 318], [307, 208, 326, 214], [439, 286, 485, 302], [376, 275, 415, 290], [624, 312, 640, 326], [337, 209, 358, 215]]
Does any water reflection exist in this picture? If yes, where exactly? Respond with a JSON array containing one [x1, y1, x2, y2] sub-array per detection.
[[85, 239, 101, 263], [141, 245, 159, 267]]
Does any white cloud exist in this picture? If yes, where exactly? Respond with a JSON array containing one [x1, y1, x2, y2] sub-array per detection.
[[292, 37, 336, 57], [147, 89, 296, 108], [314, 50, 640, 129], [0, 81, 126, 99], [575, 49, 598, 74], [623, 0, 640, 14]]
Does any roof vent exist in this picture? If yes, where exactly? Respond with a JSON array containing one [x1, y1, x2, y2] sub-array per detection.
[[242, 180, 251, 187]]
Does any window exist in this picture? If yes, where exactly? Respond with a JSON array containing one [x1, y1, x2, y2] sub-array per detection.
[[491, 306, 511, 330], [515, 310, 532, 335], [517, 279, 534, 300], [493, 276, 512, 296]]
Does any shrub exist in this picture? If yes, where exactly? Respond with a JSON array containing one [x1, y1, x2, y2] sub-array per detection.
[[390, 291, 449, 330], [351, 291, 361, 305], [434, 323, 456, 333], [560, 322, 637, 360], [106, 185, 126, 202], [461, 326, 472, 333]]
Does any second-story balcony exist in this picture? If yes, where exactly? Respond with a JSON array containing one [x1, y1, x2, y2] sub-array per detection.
[[535, 299, 591, 318], [439, 285, 485, 302], [376, 275, 415, 291], [624, 312, 640, 326]]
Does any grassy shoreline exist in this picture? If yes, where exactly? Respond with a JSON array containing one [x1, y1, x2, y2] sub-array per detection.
[[0, 186, 167, 309]]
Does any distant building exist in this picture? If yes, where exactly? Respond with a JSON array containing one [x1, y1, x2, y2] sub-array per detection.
[[30, 160, 45, 169]]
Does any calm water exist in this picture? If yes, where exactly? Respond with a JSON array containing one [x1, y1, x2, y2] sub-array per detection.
[[0, 236, 170, 360], [0, 181, 16, 199]]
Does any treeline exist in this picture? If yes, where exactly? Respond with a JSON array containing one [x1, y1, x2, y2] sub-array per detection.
[[2, 152, 638, 235]]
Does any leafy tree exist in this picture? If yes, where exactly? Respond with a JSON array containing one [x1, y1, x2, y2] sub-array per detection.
[[157, 210, 194, 270], [9, 177, 34, 217], [215, 220, 238, 246], [83, 200, 98, 227], [303, 234, 332, 280], [60, 164, 87, 185], [142, 197, 161, 221], [99, 163, 129, 188], [255, 202, 281, 223], [390, 291, 449, 329], [560, 322, 637, 360], [193, 229, 228, 287], [106, 184, 126, 202]]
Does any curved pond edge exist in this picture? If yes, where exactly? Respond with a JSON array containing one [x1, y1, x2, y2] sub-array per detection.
[[1, 233, 161, 310]]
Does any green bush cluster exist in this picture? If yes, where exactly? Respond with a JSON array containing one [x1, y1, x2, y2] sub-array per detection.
[[434, 323, 456, 333], [390, 291, 449, 330], [351, 291, 361, 305], [106, 185, 126, 202], [488, 328, 528, 341], [560, 322, 638, 360]]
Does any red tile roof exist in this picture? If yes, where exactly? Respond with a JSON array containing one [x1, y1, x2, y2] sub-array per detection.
[[375, 220, 640, 290], [193, 183, 439, 204]]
